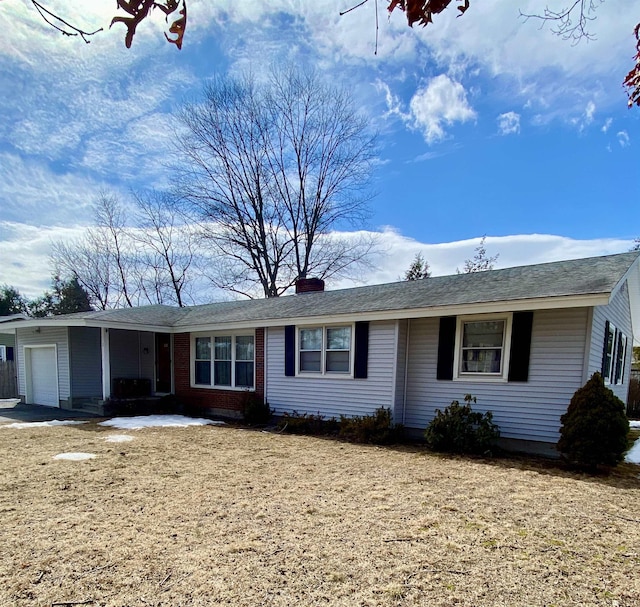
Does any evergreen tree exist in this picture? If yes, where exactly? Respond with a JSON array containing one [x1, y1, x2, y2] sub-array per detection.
[[0, 285, 27, 316], [558, 372, 629, 469], [55, 276, 92, 314], [403, 253, 431, 280], [28, 275, 93, 317]]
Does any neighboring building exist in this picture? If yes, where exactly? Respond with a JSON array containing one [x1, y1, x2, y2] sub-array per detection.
[[0, 314, 26, 361], [1, 252, 638, 454]]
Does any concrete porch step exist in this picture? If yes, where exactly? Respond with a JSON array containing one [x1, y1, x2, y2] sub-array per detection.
[[71, 400, 113, 416]]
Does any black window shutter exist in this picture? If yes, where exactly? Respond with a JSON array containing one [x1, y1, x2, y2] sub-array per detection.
[[436, 316, 456, 380], [508, 311, 534, 382], [6, 346, 14, 361], [354, 321, 369, 379], [284, 325, 295, 376], [601, 320, 610, 376]]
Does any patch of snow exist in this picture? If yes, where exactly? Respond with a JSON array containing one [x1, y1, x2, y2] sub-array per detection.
[[625, 438, 640, 465], [0, 420, 87, 429], [0, 398, 20, 405], [629, 420, 640, 429], [54, 452, 96, 461], [99, 415, 225, 430], [104, 434, 134, 443]]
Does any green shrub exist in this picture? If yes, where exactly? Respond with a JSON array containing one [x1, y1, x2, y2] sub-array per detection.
[[558, 372, 629, 469], [279, 411, 338, 435], [424, 394, 500, 455], [339, 407, 403, 444], [242, 393, 273, 426]]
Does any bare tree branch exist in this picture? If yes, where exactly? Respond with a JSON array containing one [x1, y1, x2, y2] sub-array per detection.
[[30, 0, 102, 43], [175, 69, 377, 298], [519, 0, 603, 44]]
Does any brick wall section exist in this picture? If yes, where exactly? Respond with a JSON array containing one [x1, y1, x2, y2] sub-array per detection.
[[295, 278, 325, 293], [173, 328, 265, 418]]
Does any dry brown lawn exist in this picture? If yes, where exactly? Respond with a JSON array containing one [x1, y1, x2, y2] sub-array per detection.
[[1, 420, 639, 607]]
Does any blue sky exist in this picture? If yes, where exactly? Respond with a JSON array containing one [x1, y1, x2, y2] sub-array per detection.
[[0, 0, 639, 298]]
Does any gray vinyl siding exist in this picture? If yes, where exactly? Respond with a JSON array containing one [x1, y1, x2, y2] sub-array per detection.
[[404, 308, 590, 443], [16, 327, 71, 404], [394, 319, 408, 421], [587, 281, 632, 402], [266, 321, 397, 419], [0, 333, 15, 348], [69, 327, 102, 399], [109, 329, 155, 384]]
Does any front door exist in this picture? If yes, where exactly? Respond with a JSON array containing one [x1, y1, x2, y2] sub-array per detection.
[[155, 333, 172, 393]]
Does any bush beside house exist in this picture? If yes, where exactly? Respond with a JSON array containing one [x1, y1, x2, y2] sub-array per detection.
[[558, 372, 629, 469], [424, 395, 500, 455]]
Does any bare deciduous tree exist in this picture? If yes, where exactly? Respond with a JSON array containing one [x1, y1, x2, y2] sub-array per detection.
[[95, 192, 136, 307], [52, 190, 197, 308], [52, 224, 115, 310], [175, 69, 378, 298], [459, 236, 499, 273], [131, 190, 197, 307]]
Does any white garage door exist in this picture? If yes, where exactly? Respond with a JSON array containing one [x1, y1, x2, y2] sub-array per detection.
[[28, 347, 59, 408]]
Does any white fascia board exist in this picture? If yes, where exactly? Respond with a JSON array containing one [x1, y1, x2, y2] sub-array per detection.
[[7, 319, 90, 330], [6, 318, 173, 333], [172, 293, 609, 333], [89, 321, 173, 333]]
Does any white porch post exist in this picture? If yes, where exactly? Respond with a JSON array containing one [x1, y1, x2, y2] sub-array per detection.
[[101, 328, 111, 400]]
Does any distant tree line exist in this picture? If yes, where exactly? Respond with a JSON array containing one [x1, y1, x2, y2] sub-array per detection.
[[403, 236, 498, 281], [0, 276, 92, 318]]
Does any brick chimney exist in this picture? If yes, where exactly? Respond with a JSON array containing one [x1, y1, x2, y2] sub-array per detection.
[[295, 277, 325, 294]]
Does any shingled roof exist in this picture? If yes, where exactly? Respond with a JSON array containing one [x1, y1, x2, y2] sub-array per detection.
[[2, 252, 639, 331]]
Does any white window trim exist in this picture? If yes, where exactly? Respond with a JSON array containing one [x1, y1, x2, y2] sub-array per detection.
[[453, 313, 513, 382], [0, 345, 6, 362], [190, 330, 256, 391], [296, 324, 354, 378]]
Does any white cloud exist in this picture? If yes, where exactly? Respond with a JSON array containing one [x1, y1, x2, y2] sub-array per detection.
[[584, 101, 596, 124], [0, 221, 90, 298], [602, 117, 613, 133], [617, 131, 631, 147], [571, 100, 597, 132], [407, 75, 476, 144], [376, 80, 408, 121], [0, 154, 101, 226], [1, 218, 633, 299], [497, 111, 521, 135], [337, 230, 633, 287]]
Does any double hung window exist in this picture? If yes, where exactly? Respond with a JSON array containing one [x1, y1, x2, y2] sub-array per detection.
[[298, 325, 352, 375], [454, 315, 511, 380]]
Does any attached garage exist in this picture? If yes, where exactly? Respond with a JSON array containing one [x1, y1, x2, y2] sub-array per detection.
[[25, 345, 60, 408]]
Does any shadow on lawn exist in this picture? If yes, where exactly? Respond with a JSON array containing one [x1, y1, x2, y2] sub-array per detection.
[[37, 412, 640, 491], [381, 441, 640, 490]]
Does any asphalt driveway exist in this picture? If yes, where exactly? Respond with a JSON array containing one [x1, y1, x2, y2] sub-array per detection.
[[0, 399, 99, 423]]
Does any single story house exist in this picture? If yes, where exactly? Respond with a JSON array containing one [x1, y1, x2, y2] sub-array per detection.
[[1, 252, 638, 453]]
